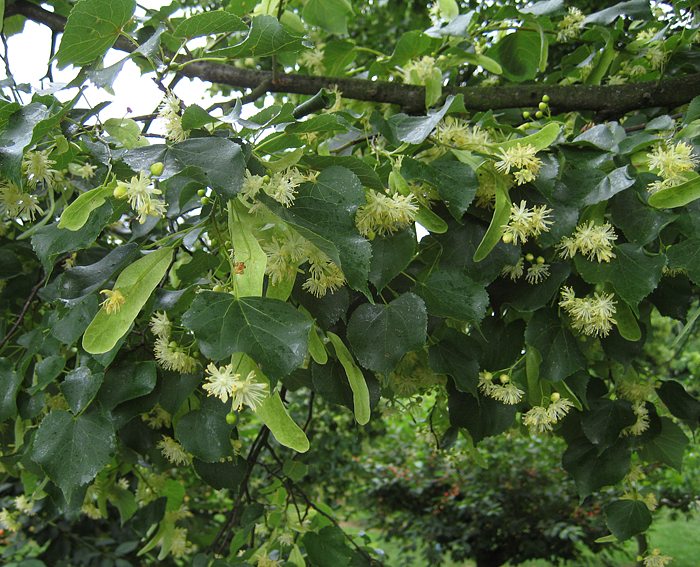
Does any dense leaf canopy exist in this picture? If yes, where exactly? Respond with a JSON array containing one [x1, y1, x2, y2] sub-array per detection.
[[0, 0, 699, 565]]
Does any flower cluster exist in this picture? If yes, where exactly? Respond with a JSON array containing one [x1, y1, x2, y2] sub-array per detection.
[[303, 248, 346, 298], [68, 162, 96, 179], [154, 337, 198, 373], [355, 190, 418, 237], [435, 117, 491, 150], [402, 56, 438, 85], [298, 46, 325, 74], [158, 92, 189, 143], [114, 170, 167, 224], [478, 372, 524, 405], [557, 221, 617, 263], [203, 362, 269, 411], [646, 141, 698, 194], [501, 200, 553, 245], [0, 180, 43, 220], [522, 393, 575, 434], [556, 7, 585, 42], [494, 143, 543, 185], [622, 401, 650, 436], [643, 548, 673, 567], [100, 289, 125, 314], [158, 435, 191, 466], [388, 351, 446, 398], [239, 168, 308, 209], [559, 286, 617, 337], [22, 149, 57, 187]]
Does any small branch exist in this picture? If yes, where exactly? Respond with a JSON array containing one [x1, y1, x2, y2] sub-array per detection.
[[0, 275, 46, 351], [303, 391, 315, 433], [7, 0, 700, 116]]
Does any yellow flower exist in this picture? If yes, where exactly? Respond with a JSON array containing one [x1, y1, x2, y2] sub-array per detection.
[[22, 149, 57, 187], [643, 548, 673, 567], [231, 370, 269, 412], [494, 143, 542, 186], [158, 92, 189, 143], [557, 7, 585, 42], [203, 362, 239, 403], [557, 221, 617, 263], [149, 311, 171, 339], [157, 435, 190, 466], [100, 289, 126, 314], [559, 286, 617, 337], [154, 337, 198, 373], [355, 190, 418, 237], [0, 180, 43, 220]]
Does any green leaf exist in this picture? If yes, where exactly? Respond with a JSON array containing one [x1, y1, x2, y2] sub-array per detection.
[[172, 10, 246, 38], [0, 103, 50, 182], [327, 332, 371, 425], [263, 166, 371, 294], [58, 185, 114, 231], [495, 123, 561, 152], [473, 182, 510, 261], [639, 417, 689, 471], [61, 367, 104, 415], [300, 155, 383, 190], [32, 355, 66, 393], [166, 138, 245, 201], [448, 387, 516, 444], [648, 174, 700, 209], [574, 244, 666, 306], [308, 325, 328, 365], [585, 0, 651, 24], [228, 200, 266, 297], [604, 499, 652, 541], [525, 309, 586, 382], [401, 157, 478, 220], [97, 361, 157, 410], [387, 95, 463, 145], [103, 118, 147, 149], [82, 247, 173, 354], [175, 397, 233, 462], [182, 292, 311, 378], [302, 0, 353, 35], [180, 105, 216, 131], [488, 30, 541, 82], [346, 292, 427, 375], [581, 399, 636, 448], [31, 410, 116, 501], [194, 457, 246, 490], [388, 30, 437, 67], [658, 380, 700, 426], [0, 358, 22, 422], [256, 390, 310, 452], [563, 437, 630, 497], [303, 526, 357, 567], [368, 229, 416, 291], [210, 15, 304, 58], [418, 267, 489, 323], [610, 186, 677, 246], [615, 300, 642, 342], [666, 237, 700, 286], [429, 328, 480, 396], [55, 0, 136, 68]]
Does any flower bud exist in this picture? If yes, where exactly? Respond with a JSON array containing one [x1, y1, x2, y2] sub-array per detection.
[[536, 256, 545, 264], [502, 232, 513, 244], [550, 392, 561, 402], [225, 413, 238, 425], [535, 110, 544, 119], [499, 373, 510, 384], [150, 162, 164, 176], [522, 111, 531, 119], [113, 185, 128, 199], [542, 95, 550, 103], [525, 253, 535, 262], [197, 189, 206, 197], [538, 102, 548, 111]]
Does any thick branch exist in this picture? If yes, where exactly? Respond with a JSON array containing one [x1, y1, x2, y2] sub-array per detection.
[[7, 0, 700, 115]]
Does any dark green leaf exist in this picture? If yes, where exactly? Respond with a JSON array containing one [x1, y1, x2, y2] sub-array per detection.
[[183, 292, 311, 379], [181, 105, 216, 130], [194, 457, 246, 490], [264, 166, 371, 294], [31, 410, 116, 501], [571, 123, 625, 152], [581, 399, 636, 448], [0, 103, 50, 182], [666, 237, 700, 286], [610, 185, 677, 246], [605, 499, 652, 541], [0, 358, 22, 421], [562, 437, 630, 497], [175, 397, 233, 462], [429, 328, 480, 396], [346, 292, 427, 374], [448, 387, 516, 444], [508, 262, 570, 312], [585, 0, 651, 24], [388, 95, 462, 145], [303, 526, 357, 567], [658, 380, 700, 426], [61, 367, 104, 415], [55, 0, 136, 68], [401, 157, 478, 219], [301, 155, 383, 190], [368, 229, 416, 291], [32, 355, 65, 392], [97, 361, 157, 410], [417, 267, 489, 323], [525, 309, 586, 382], [639, 417, 689, 471]]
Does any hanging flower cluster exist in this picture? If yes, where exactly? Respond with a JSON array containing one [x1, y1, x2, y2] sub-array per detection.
[[494, 143, 543, 185], [556, 7, 585, 42], [113, 170, 167, 224], [158, 92, 190, 143], [522, 393, 575, 434], [557, 221, 617, 263], [559, 286, 617, 337], [150, 311, 198, 373], [646, 141, 698, 193], [355, 190, 418, 237], [203, 362, 269, 411], [478, 372, 524, 405], [501, 200, 553, 245]]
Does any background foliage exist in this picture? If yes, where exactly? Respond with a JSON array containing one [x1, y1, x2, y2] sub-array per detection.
[[0, 0, 699, 565]]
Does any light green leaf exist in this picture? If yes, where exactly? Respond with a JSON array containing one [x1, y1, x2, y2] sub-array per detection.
[[488, 30, 541, 82], [327, 332, 371, 425], [256, 391, 310, 453], [648, 173, 700, 209], [615, 300, 641, 341], [228, 200, 266, 298], [58, 184, 114, 231], [55, 0, 136, 69], [103, 118, 147, 149], [474, 181, 510, 262], [494, 122, 561, 152], [302, 0, 353, 35], [308, 326, 328, 365], [82, 247, 173, 354], [173, 10, 246, 38], [209, 15, 304, 58]]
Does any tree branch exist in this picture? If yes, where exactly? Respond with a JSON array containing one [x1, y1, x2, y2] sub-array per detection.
[[7, 0, 700, 115]]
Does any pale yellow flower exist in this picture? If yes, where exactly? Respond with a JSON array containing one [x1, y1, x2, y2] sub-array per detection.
[[100, 289, 126, 314], [158, 435, 190, 465]]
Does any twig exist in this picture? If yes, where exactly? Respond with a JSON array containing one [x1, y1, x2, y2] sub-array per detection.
[[0, 275, 46, 351]]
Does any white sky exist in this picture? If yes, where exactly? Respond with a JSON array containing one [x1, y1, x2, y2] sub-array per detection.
[[0, 0, 235, 137]]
